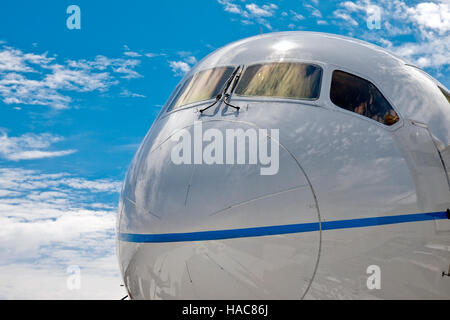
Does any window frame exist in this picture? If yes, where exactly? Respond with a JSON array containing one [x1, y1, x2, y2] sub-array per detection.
[[328, 67, 402, 129], [438, 86, 450, 104]]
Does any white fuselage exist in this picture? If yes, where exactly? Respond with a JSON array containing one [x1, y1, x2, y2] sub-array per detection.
[[116, 32, 450, 299]]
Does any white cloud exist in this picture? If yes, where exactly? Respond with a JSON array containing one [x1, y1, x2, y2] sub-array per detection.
[[339, 1, 383, 17], [184, 56, 198, 65], [407, 2, 450, 35], [45, 64, 112, 91], [391, 34, 450, 68], [0, 262, 125, 299], [0, 72, 73, 109], [120, 89, 146, 98], [305, 4, 323, 18], [5, 150, 76, 161], [380, 0, 450, 70], [0, 44, 144, 109], [384, 21, 412, 36], [71, 55, 143, 79], [217, 1, 278, 29], [59, 177, 121, 193], [0, 168, 120, 195], [0, 132, 77, 161], [329, 1, 449, 71], [145, 52, 166, 58], [0, 167, 124, 299], [333, 10, 359, 26], [337, 0, 449, 38], [168, 51, 199, 76], [123, 51, 142, 58], [245, 3, 277, 17], [218, 0, 243, 14], [169, 60, 191, 76], [334, 1, 388, 32], [340, 1, 365, 12], [215, 0, 449, 74], [290, 10, 305, 21], [0, 46, 54, 73]]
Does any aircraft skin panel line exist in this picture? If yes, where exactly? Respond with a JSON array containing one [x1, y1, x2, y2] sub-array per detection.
[[119, 211, 448, 243]]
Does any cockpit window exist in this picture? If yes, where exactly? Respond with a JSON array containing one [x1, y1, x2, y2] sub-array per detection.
[[235, 62, 322, 100], [330, 70, 399, 126], [167, 66, 235, 112], [439, 87, 450, 104]]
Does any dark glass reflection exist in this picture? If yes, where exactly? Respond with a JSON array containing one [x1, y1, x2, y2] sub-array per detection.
[[330, 70, 399, 126]]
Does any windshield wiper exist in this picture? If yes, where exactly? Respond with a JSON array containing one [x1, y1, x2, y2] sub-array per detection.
[[199, 66, 241, 113], [223, 66, 243, 111]]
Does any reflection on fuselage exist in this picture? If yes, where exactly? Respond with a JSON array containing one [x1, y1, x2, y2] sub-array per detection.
[[117, 32, 450, 299]]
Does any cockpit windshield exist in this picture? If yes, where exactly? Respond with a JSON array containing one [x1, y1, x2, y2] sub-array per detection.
[[234, 62, 322, 100], [167, 66, 235, 112]]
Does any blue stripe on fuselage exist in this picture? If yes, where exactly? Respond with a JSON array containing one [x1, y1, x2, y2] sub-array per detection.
[[118, 211, 448, 243]]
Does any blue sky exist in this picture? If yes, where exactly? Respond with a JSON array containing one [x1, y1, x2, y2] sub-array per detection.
[[0, 0, 448, 298]]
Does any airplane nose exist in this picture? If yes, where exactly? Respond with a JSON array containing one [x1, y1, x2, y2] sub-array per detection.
[[118, 119, 321, 299]]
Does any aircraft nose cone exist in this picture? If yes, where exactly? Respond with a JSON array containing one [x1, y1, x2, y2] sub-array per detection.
[[118, 119, 321, 299]]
